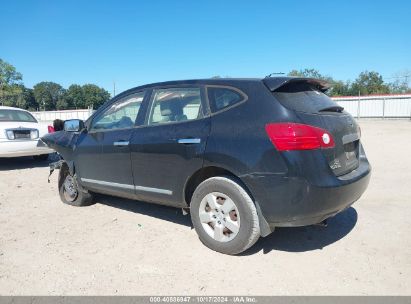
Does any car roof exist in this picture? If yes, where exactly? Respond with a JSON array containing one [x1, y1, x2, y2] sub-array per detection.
[[114, 78, 264, 100], [140, 78, 262, 87], [0, 106, 31, 112], [114, 77, 330, 100]]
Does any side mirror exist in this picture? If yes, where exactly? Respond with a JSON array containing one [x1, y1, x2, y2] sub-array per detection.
[[64, 119, 85, 132]]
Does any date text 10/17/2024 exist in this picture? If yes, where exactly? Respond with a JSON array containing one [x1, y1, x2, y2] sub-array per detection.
[[149, 297, 258, 303]]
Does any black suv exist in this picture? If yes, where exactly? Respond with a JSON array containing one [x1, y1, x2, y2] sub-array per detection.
[[43, 77, 371, 255]]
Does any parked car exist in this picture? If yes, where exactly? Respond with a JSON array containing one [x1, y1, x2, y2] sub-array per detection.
[[0, 106, 54, 159], [42, 77, 371, 254]]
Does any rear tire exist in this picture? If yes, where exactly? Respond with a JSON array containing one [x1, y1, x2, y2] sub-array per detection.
[[58, 169, 94, 207], [190, 176, 260, 255]]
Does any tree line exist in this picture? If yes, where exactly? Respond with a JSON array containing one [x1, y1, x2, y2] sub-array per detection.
[[287, 68, 411, 96], [0, 58, 111, 111], [1, 58, 410, 111], [213, 69, 410, 97]]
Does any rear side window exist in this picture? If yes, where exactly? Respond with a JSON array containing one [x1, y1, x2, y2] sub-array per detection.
[[148, 87, 203, 125], [272, 82, 341, 114], [207, 87, 246, 113]]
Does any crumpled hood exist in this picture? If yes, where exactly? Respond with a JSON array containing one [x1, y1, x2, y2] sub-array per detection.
[[41, 131, 79, 149], [41, 131, 80, 159]]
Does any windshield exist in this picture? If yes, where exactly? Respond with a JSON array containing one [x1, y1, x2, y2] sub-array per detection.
[[0, 109, 38, 122]]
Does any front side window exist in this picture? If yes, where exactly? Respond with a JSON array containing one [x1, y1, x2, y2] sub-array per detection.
[[148, 87, 202, 125], [0, 110, 37, 122], [207, 87, 246, 113], [91, 91, 145, 131]]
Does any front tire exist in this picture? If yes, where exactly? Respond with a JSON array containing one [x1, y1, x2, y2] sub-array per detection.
[[58, 169, 94, 207], [190, 176, 260, 255]]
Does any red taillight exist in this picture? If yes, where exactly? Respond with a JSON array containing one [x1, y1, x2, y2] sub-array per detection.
[[265, 123, 335, 151], [48, 125, 55, 133]]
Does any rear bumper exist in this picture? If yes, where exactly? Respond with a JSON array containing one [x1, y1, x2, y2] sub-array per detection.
[[273, 160, 371, 227], [0, 139, 53, 157], [243, 153, 371, 228]]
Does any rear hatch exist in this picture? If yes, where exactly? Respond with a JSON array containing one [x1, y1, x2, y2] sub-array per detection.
[[264, 77, 360, 176]]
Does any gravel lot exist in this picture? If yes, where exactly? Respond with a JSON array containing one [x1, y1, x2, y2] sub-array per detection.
[[0, 120, 410, 295]]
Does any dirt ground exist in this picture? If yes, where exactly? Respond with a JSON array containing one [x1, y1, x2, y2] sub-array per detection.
[[0, 120, 410, 295]]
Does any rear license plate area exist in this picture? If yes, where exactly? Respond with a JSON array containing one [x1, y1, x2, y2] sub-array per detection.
[[13, 130, 31, 139], [343, 140, 359, 166]]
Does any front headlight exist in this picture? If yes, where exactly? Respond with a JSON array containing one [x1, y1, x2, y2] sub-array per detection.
[[6, 130, 15, 140], [30, 130, 39, 139]]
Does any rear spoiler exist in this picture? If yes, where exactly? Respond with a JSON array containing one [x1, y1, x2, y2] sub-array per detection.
[[263, 77, 331, 93]]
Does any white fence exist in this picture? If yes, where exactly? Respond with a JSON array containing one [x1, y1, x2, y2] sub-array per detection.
[[31, 94, 411, 122], [332, 94, 411, 118], [31, 108, 94, 122]]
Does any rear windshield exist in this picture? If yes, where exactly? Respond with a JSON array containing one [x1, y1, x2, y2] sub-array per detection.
[[272, 82, 342, 113], [0, 109, 37, 122]]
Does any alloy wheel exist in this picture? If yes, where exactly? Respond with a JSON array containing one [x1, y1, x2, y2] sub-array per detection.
[[63, 175, 78, 202], [198, 192, 240, 242]]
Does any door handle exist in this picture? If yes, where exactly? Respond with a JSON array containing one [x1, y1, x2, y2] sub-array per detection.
[[113, 141, 129, 147], [177, 138, 201, 144]]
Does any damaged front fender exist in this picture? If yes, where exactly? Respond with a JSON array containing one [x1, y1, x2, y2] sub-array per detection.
[[41, 131, 81, 175], [48, 159, 64, 183]]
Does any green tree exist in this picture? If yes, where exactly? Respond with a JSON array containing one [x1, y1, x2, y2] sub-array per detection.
[[351, 71, 390, 95], [387, 70, 411, 93], [287, 68, 399, 96], [0, 59, 23, 106], [13, 85, 29, 109], [64, 84, 84, 108], [60, 83, 110, 110], [288, 68, 333, 82], [21, 87, 38, 110], [388, 79, 409, 94], [0, 85, 37, 110], [328, 80, 351, 97], [82, 84, 111, 109], [287, 68, 350, 96], [33, 82, 66, 110]]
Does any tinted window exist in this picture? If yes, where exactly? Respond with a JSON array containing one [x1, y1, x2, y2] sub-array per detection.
[[207, 87, 245, 112], [0, 109, 37, 122], [148, 88, 202, 125], [91, 91, 145, 130], [272, 82, 341, 113]]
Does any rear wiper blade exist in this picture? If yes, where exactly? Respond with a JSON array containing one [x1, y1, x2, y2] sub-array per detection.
[[319, 106, 344, 113]]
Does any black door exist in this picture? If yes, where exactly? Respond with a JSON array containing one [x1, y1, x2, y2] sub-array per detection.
[[130, 86, 210, 207], [76, 91, 146, 198]]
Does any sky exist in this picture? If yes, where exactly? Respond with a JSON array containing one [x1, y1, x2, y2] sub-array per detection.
[[1, 0, 410, 95]]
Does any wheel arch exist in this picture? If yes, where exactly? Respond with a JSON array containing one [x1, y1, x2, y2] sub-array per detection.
[[58, 161, 70, 190], [57, 159, 88, 194], [184, 165, 273, 237], [184, 166, 242, 206]]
